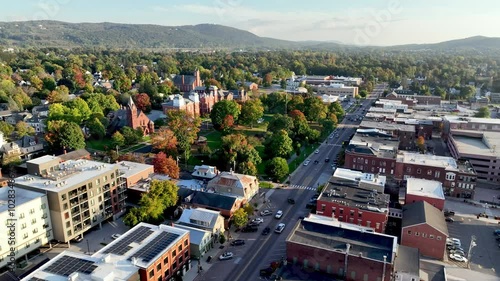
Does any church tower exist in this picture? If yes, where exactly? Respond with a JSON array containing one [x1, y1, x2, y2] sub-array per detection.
[[128, 96, 138, 129]]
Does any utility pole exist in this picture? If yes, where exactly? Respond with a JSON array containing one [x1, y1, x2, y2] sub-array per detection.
[[344, 243, 350, 280]]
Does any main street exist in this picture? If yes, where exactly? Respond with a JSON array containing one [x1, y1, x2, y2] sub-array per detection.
[[196, 84, 387, 281]]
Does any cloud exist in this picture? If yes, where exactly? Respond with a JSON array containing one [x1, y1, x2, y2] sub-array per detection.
[[151, 6, 170, 13]]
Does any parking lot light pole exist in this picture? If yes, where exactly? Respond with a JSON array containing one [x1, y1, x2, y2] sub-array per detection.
[[466, 235, 476, 269], [381, 255, 387, 281]]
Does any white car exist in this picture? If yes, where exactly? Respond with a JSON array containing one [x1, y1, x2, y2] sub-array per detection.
[[111, 234, 121, 239], [446, 238, 461, 247], [219, 252, 234, 260], [303, 160, 311, 166], [329, 135, 334, 139], [260, 210, 273, 216], [252, 217, 264, 224], [449, 253, 467, 262], [275, 210, 283, 219], [275, 223, 286, 233], [314, 149, 319, 154]]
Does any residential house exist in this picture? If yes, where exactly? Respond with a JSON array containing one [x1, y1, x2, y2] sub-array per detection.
[[192, 165, 219, 180], [206, 171, 259, 201], [173, 224, 213, 258], [401, 201, 448, 260], [176, 207, 225, 235], [181, 191, 241, 219]]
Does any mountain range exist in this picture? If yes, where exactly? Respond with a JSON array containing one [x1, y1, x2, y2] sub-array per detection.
[[1, 20, 500, 52]]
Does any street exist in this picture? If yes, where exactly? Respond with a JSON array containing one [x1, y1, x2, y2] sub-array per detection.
[[196, 84, 387, 281]]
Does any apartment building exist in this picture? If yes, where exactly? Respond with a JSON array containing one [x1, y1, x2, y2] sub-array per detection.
[[21, 223, 190, 281], [405, 178, 445, 211], [14, 155, 126, 243], [0, 188, 53, 269], [331, 168, 386, 193], [359, 121, 416, 150], [316, 84, 359, 98]]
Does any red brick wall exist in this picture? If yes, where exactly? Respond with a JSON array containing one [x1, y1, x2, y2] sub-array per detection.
[[316, 200, 388, 232], [124, 166, 154, 187], [286, 242, 392, 281], [401, 224, 446, 260], [405, 194, 445, 211], [344, 152, 397, 176]]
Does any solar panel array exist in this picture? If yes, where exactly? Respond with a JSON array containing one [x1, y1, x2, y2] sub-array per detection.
[[43, 256, 98, 277], [103, 226, 154, 255], [130, 232, 180, 263]]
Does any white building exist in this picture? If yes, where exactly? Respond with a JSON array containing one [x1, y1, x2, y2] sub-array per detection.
[[176, 207, 225, 235], [331, 168, 387, 193], [192, 165, 218, 180], [0, 188, 53, 269], [316, 84, 359, 98]]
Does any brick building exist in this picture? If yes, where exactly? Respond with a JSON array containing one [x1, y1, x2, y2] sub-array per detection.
[[401, 201, 448, 260], [173, 69, 202, 92], [386, 91, 442, 107], [316, 175, 390, 233], [359, 121, 416, 150], [286, 215, 401, 281], [108, 97, 155, 135], [405, 178, 445, 211], [21, 223, 190, 281]]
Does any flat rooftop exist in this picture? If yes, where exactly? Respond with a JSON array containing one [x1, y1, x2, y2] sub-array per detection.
[[360, 120, 415, 132], [445, 115, 500, 125], [0, 187, 45, 214], [368, 108, 397, 114], [406, 178, 445, 200], [15, 159, 117, 192], [117, 161, 153, 179], [333, 168, 386, 188], [318, 182, 390, 213], [451, 130, 500, 158], [396, 152, 475, 174], [287, 219, 397, 263]]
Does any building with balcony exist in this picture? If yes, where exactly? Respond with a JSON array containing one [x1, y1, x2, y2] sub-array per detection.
[[0, 188, 53, 270], [21, 223, 190, 281], [405, 178, 445, 211], [286, 215, 401, 281], [14, 155, 126, 243], [401, 201, 448, 260], [316, 176, 390, 233]]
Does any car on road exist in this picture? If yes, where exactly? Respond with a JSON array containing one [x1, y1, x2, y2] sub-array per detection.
[[275, 210, 283, 219], [444, 210, 455, 216], [325, 158, 330, 162], [241, 225, 259, 232], [303, 160, 311, 166], [252, 217, 264, 224], [449, 253, 467, 262], [287, 198, 295, 204], [275, 223, 286, 233], [329, 135, 334, 139], [111, 234, 121, 239], [262, 227, 270, 235], [494, 229, 500, 236], [313, 160, 319, 164], [315, 149, 319, 154], [260, 210, 272, 216], [230, 239, 245, 246], [331, 164, 336, 170], [219, 252, 234, 260], [445, 217, 454, 222]]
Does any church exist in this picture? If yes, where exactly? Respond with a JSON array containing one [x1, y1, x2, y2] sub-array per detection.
[[108, 97, 155, 135]]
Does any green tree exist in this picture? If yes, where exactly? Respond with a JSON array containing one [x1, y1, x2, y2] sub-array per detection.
[[359, 90, 368, 98], [45, 120, 85, 152], [266, 157, 289, 182], [328, 101, 345, 120], [121, 126, 141, 145], [210, 100, 241, 131], [42, 77, 57, 91], [0, 121, 14, 137], [280, 79, 287, 89], [15, 121, 35, 139], [64, 97, 92, 123], [265, 130, 293, 159], [86, 117, 106, 139], [267, 114, 293, 134], [219, 233, 226, 244], [232, 208, 248, 229], [112, 131, 125, 148], [239, 98, 264, 128], [303, 97, 328, 122], [474, 106, 490, 118], [218, 134, 262, 172], [123, 208, 143, 228]]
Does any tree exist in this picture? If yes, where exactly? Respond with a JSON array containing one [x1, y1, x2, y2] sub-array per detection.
[[218, 134, 262, 172], [137, 180, 179, 223], [280, 79, 287, 89], [303, 97, 328, 122], [121, 126, 141, 145], [266, 157, 289, 182], [359, 90, 368, 98], [0, 121, 14, 137], [112, 131, 125, 148], [47, 87, 70, 103], [232, 208, 248, 229], [210, 100, 240, 131], [221, 115, 235, 134], [460, 85, 475, 99], [86, 117, 106, 139], [240, 98, 264, 128], [219, 233, 226, 244], [133, 93, 152, 113], [45, 120, 85, 152], [15, 121, 35, 139], [474, 106, 490, 118], [151, 127, 177, 155], [267, 114, 293, 134], [328, 101, 345, 120], [167, 110, 201, 161], [263, 73, 273, 87], [242, 203, 254, 215], [265, 130, 293, 159], [42, 77, 57, 91], [123, 208, 143, 228], [416, 136, 425, 153], [238, 161, 258, 176], [153, 152, 180, 179]]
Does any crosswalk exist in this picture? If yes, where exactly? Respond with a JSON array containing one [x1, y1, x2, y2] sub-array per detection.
[[287, 184, 316, 191]]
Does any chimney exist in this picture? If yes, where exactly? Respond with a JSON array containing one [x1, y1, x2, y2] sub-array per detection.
[[182, 75, 185, 85]]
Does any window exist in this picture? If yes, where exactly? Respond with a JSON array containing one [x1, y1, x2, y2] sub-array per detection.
[[157, 263, 161, 271], [435, 171, 440, 178], [366, 221, 371, 227], [350, 210, 355, 216], [422, 233, 427, 238], [178, 245, 182, 252], [172, 261, 177, 269], [67, 230, 72, 236], [339, 209, 344, 215], [41, 203, 46, 210], [165, 270, 170, 277], [179, 256, 183, 263], [184, 239, 188, 246], [157, 277, 161, 281], [149, 269, 154, 278], [172, 250, 176, 256], [415, 232, 420, 236], [406, 167, 411, 173], [163, 257, 169, 264], [358, 212, 362, 218], [20, 213, 25, 219], [185, 251, 189, 258], [365, 159, 368, 164], [61, 194, 67, 201], [417, 169, 421, 174], [375, 223, 380, 229], [437, 236, 442, 240], [427, 169, 432, 175], [429, 235, 434, 239], [407, 230, 412, 235], [321, 205, 326, 211]]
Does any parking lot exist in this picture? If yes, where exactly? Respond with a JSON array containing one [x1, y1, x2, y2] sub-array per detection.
[[446, 215, 500, 275]]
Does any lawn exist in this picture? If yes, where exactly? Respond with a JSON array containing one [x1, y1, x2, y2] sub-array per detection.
[[86, 139, 114, 151], [204, 130, 223, 151]]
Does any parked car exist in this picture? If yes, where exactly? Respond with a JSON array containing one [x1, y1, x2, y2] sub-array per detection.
[[72, 235, 84, 243], [230, 239, 245, 246], [447, 245, 464, 252], [313, 160, 319, 164], [111, 234, 121, 239], [219, 252, 234, 260], [446, 238, 461, 247], [445, 217, 454, 223], [241, 225, 258, 232], [303, 160, 311, 166], [450, 249, 466, 256], [262, 227, 270, 235], [449, 253, 467, 262], [251, 217, 264, 224], [275, 223, 286, 233], [325, 158, 330, 162], [315, 149, 319, 154], [444, 210, 455, 216], [287, 198, 295, 204], [260, 267, 275, 277], [275, 210, 283, 219], [260, 210, 273, 216]]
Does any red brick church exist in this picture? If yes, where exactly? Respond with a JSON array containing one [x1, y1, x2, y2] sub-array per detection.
[[108, 97, 155, 135], [173, 69, 203, 92]]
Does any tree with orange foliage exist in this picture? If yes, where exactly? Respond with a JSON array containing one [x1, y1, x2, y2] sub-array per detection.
[[133, 93, 152, 113], [151, 127, 177, 155], [416, 136, 426, 153], [153, 152, 180, 179]]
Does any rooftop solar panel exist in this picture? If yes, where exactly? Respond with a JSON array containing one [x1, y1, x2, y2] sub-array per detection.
[[43, 256, 98, 277], [103, 225, 154, 255], [130, 232, 180, 263]]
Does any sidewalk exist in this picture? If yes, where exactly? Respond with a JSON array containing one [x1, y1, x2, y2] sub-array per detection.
[[183, 189, 274, 281]]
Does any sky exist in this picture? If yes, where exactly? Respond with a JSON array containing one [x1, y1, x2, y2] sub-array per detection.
[[2, 0, 500, 46]]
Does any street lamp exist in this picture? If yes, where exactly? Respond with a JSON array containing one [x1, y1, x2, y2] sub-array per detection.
[[344, 243, 351, 280], [381, 255, 387, 281], [86, 239, 91, 255], [466, 235, 477, 269]]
